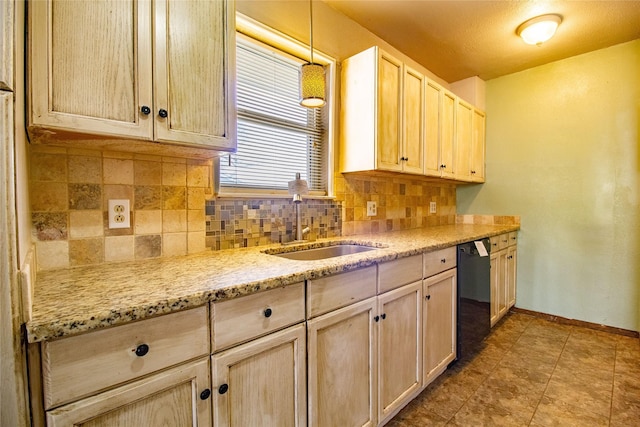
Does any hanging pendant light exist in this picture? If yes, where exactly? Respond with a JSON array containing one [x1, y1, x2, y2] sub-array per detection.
[[300, 0, 326, 108]]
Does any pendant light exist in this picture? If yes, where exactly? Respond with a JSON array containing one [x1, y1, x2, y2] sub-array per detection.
[[517, 14, 562, 46], [300, 0, 326, 108]]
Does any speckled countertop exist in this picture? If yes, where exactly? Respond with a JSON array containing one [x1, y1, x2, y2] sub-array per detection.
[[27, 224, 519, 343]]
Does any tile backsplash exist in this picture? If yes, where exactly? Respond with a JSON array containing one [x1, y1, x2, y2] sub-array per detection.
[[205, 199, 342, 250], [29, 145, 458, 270], [29, 145, 213, 270], [335, 173, 456, 235]]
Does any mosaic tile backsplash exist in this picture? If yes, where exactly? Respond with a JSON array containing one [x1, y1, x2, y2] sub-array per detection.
[[205, 199, 342, 250]]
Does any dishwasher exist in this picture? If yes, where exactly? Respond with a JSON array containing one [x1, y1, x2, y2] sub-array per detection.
[[456, 238, 491, 361]]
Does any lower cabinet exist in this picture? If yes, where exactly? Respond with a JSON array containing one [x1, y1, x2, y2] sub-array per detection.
[[490, 232, 518, 326], [211, 323, 307, 427], [47, 358, 211, 427], [423, 268, 457, 386], [307, 298, 377, 427], [377, 281, 422, 424]]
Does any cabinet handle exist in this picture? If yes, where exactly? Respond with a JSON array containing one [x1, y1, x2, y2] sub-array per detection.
[[263, 308, 272, 318], [426, 295, 431, 300], [140, 105, 151, 115], [374, 315, 380, 322], [200, 389, 211, 400], [381, 313, 386, 320], [441, 258, 446, 263], [218, 384, 229, 394], [471, 170, 476, 174], [158, 109, 168, 118], [440, 164, 446, 169], [134, 344, 149, 357], [511, 237, 517, 240]]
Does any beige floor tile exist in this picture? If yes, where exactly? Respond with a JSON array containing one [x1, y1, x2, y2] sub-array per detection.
[[448, 398, 530, 427], [530, 395, 609, 427], [388, 313, 640, 426], [544, 371, 612, 417]]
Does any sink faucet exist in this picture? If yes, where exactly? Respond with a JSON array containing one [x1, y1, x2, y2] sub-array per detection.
[[289, 173, 310, 242]]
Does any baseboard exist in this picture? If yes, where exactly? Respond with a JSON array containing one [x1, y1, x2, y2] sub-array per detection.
[[510, 307, 639, 338]]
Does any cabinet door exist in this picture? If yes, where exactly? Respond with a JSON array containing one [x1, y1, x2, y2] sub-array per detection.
[[212, 324, 306, 427], [439, 91, 456, 178], [377, 281, 422, 423], [47, 358, 211, 427], [498, 250, 508, 319], [402, 66, 424, 174], [490, 252, 500, 327], [29, 0, 153, 139], [376, 51, 403, 172], [507, 246, 517, 308], [307, 298, 377, 427], [1, 0, 14, 91], [153, 0, 235, 151], [424, 80, 442, 177], [470, 109, 486, 182], [455, 99, 473, 181], [423, 269, 457, 386]]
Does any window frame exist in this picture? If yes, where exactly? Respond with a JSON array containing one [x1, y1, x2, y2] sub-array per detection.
[[215, 13, 336, 199]]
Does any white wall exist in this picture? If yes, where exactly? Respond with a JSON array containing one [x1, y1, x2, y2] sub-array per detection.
[[457, 40, 640, 331]]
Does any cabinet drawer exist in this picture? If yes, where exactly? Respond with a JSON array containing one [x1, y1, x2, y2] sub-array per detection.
[[508, 231, 518, 246], [498, 233, 510, 250], [378, 254, 422, 293], [423, 246, 456, 278], [307, 266, 377, 318], [42, 306, 209, 410], [212, 282, 304, 352]]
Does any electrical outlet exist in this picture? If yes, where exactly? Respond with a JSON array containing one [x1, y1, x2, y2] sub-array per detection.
[[108, 199, 131, 229], [366, 201, 377, 217], [429, 201, 437, 214]]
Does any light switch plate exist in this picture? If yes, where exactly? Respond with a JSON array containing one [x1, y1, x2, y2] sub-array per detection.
[[429, 201, 437, 214]]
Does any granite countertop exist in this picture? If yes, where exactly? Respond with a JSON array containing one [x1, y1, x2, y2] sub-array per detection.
[[27, 224, 519, 343]]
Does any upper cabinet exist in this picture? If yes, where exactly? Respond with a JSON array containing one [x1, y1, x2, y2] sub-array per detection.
[[340, 46, 485, 184], [28, 0, 236, 157], [470, 109, 486, 182], [0, 0, 14, 91], [341, 47, 425, 175]]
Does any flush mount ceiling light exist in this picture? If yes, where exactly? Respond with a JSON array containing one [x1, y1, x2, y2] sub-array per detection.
[[300, 0, 326, 108], [517, 14, 562, 46]]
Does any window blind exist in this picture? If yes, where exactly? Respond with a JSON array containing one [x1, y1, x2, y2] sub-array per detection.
[[220, 37, 326, 192]]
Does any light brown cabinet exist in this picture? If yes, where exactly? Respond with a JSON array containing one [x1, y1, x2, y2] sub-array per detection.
[[41, 307, 211, 426], [47, 358, 212, 427], [307, 297, 377, 427], [28, 0, 235, 155], [341, 47, 424, 175], [211, 324, 307, 427], [490, 232, 518, 326], [423, 268, 457, 387], [377, 281, 422, 424], [1, 0, 14, 91], [470, 109, 486, 182], [454, 99, 473, 181]]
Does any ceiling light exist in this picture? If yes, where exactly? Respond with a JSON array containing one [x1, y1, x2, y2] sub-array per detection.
[[517, 14, 562, 46], [300, 0, 326, 108]]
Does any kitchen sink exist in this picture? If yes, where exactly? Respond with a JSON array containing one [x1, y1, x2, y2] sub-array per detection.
[[266, 244, 380, 261]]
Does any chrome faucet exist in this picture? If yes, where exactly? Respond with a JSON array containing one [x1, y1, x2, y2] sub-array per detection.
[[289, 173, 310, 242]]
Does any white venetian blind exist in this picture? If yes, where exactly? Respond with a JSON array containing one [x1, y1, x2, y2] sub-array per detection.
[[220, 36, 326, 192]]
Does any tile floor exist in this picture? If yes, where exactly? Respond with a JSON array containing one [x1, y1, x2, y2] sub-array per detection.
[[388, 312, 640, 426]]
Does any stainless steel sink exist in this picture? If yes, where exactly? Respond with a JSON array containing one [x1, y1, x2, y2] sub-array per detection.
[[268, 244, 379, 261]]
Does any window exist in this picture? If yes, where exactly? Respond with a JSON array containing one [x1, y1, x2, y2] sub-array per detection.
[[219, 17, 334, 196]]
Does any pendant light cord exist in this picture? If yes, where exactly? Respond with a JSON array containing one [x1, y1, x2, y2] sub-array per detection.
[[309, 0, 314, 64]]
